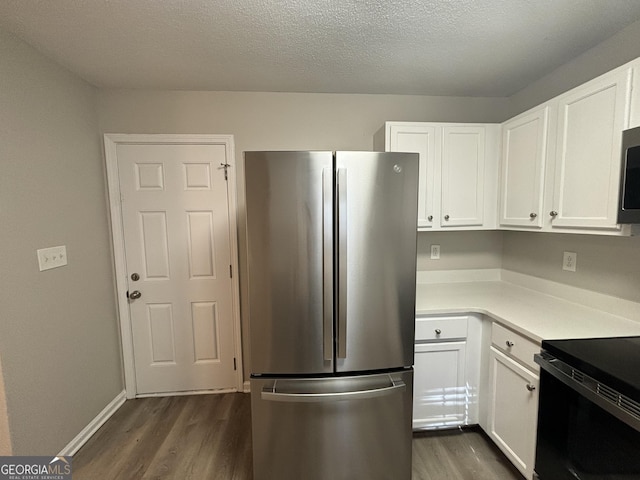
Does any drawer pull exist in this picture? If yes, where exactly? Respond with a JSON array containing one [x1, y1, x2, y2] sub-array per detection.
[[435, 328, 442, 335], [526, 384, 536, 392], [505, 340, 514, 348]]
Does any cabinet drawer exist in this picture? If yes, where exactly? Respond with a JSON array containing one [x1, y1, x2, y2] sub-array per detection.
[[491, 323, 540, 371], [416, 316, 468, 342]]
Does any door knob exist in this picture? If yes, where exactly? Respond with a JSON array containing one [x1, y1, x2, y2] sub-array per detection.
[[131, 273, 140, 281], [435, 328, 442, 335], [129, 290, 142, 300], [506, 340, 514, 348], [549, 211, 558, 217], [444, 215, 450, 221], [529, 213, 537, 219], [526, 384, 536, 392]]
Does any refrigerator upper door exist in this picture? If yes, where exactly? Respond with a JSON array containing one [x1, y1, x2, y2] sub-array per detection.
[[335, 152, 419, 373], [245, 151, 334, 375]]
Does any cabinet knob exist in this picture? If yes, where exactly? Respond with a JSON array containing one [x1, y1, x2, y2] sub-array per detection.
[[505, 340, 514, 348], [428, 215, 433, 221], [435, 328, 442, 335], [549, 211, 558, 217], [529, 213, 537, 219], [444, 215, 450, 221], [526, 384, 536, 392]]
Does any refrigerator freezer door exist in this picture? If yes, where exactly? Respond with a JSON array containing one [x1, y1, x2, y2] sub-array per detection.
[[251, 370, 413, 480], [245, 151, 334, 375], [335, 152, 419, 372]]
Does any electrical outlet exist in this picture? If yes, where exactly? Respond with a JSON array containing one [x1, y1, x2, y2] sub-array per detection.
[[562, 251, 577, 272], [37, 245, 68, 271], [430, 244, 440, 260]]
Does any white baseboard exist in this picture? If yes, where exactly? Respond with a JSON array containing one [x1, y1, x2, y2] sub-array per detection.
[[135, 388, 238, 398], [59, 390, 126, 457], [243, 381, 251, 393]]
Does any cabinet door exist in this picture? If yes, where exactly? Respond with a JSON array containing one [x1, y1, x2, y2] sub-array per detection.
[[551, 68, 632, 229], [413, 341, 466, 430], [389, 124, 437, 229], [441, 126, 485, 227], [500, 107, 548, 228], [488, 347, 539, 480]]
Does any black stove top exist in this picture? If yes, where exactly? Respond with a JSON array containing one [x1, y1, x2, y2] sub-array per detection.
[[541, 336, 640, 402]]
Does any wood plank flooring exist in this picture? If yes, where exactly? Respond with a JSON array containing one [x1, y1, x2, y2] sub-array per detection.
[[73, 393, 522, 480], [413, 429, 524, 480]]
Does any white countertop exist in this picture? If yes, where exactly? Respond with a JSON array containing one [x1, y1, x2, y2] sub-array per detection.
[[416, 271, 640, 343]]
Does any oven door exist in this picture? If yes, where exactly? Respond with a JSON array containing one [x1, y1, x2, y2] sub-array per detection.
[[534, 353, 640, 480]]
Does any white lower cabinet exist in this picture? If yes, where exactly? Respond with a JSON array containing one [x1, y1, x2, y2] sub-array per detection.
[[414, 341, 467, 429], [487, 346, 540, 480], [413, 314, 482, 430]]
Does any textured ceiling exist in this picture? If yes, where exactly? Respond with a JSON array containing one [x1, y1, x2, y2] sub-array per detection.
[[2, 0, 640, 96]]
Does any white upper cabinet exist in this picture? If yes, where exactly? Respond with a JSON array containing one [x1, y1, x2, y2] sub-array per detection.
[[377, 56, 640, 236], [550, 68, 632, 230], [377, 122, 499, 231], [499, 106, 549, 229], [498, 62, 635, 235], [441, 126, 486, 227], [387, 123, 437, 229]]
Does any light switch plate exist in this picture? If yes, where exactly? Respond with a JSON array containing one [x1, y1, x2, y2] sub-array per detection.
[[37, 245, 68, 271]]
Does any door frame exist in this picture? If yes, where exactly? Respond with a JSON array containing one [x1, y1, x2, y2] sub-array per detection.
[[104, 134, 244, 398]]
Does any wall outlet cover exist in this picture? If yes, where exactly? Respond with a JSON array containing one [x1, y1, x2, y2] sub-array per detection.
[[430, 244, 441, 260], [563, 251, 577, 272]]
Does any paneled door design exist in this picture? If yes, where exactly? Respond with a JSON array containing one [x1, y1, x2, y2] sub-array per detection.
[[108, 137, 240, 395]]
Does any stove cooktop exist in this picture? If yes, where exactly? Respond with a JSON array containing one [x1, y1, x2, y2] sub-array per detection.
[[541, 336, 640, 402]]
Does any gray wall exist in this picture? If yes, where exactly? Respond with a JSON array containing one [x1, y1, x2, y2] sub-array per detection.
[[508, 18, 640, 117], [0, 29, 122, 455], [502, 232, 640, 303], [417, 231, 503, 272], [501, 18, 640, 303], [97, 89, 509, 378]]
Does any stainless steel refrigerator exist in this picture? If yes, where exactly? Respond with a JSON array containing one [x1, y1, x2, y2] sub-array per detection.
[[244, 151, 418, 480]]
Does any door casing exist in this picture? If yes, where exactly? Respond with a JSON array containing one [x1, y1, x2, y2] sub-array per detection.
[[104, 134, 244, 398]]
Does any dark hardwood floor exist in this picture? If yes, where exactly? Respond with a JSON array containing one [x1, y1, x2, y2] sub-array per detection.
[[73, 393, 522, 480]]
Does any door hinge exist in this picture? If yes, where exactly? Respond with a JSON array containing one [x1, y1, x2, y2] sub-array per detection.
[[220, 162, 231, 181], [233, 358, 237, 370], [229, 264, 233, 278]]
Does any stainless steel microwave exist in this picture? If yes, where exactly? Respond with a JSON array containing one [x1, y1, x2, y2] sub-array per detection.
[[618, 126, 640, 223]]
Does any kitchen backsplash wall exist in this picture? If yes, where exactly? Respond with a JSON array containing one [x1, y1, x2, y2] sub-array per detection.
[[416, 231, 503, 272], [502, 231, 640, 303]]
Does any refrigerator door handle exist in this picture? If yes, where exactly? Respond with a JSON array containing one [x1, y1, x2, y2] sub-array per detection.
[[322, 167, 333, 361], [261, 376, 406, 403], [337, 167, 347, 359]]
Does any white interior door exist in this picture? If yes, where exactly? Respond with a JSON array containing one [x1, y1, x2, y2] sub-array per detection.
[[114, 140, 238, 395]]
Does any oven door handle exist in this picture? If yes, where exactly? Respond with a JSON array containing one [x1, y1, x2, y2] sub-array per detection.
[[535, 353, 640, 433]]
